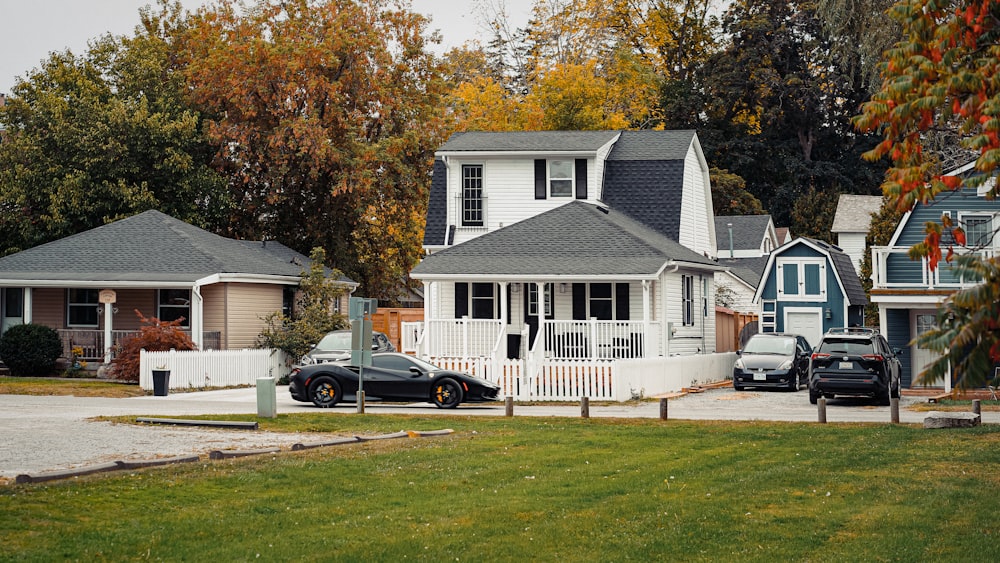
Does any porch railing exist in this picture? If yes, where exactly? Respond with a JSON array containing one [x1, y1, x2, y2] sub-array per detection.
[[543, 319, 661, 359], [872, 246, 997, 290], [421, 318, 503, 358], [57, 329, 222, 361]]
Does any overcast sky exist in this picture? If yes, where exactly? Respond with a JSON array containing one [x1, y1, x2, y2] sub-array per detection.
[[0, 0, 534, 95]]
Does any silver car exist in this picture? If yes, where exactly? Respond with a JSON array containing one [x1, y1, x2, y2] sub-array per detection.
[[299, 330, 395, 365]]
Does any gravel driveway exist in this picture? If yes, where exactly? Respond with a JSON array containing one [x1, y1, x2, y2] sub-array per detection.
[[1, 385, 992, 480]]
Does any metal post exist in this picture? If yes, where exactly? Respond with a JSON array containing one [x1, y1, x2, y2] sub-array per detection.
[[356, 391, 365, 414], [581, 396, 590, 418], [505, 396, 514, 417], [890, 397, 900, 423], [659, 397, 668, 420], [818, 397, 827, 424]]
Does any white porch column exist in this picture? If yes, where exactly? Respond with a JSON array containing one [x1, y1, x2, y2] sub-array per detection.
[[23, 288, 32, 324], [642, 280, 651, 358], [535, 282, 545, 352], [191, 284, 204, 350], [103, 303, 113, 364], [499, 281, 509, 361]]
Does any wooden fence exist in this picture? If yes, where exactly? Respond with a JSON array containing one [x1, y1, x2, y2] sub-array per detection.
[[715, 307, 758, 352], [369, 308, 424, 352]]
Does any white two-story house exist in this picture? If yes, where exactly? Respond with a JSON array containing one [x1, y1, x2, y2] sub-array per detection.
[[409, 130, 725, 397]]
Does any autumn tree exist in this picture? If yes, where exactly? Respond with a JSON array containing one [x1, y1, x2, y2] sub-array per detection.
[[854, 0, 1000, 388], [711, 168, 765, 216], [172, 0, 450, 303], [0, 7, 227, 256]]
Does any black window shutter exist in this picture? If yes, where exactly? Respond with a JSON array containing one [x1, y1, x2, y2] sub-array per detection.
[[572, 283, 587, 320], [455, 283, 468, 318], [616, 283, 630, 320], [546, 283, 555, 320], [507, 284, 512, 322], [534, 159, 547, 200], [575, 159, 587, 199]]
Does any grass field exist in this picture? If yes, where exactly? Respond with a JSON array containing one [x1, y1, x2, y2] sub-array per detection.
[[2, 414, 999, 561]]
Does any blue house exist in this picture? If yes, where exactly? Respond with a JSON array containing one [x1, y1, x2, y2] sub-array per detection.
[[752, 237, 867, 348], [870, 162, 999, 389]]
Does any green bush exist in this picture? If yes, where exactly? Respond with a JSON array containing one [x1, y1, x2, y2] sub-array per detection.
[[0, 323, 64, 376]]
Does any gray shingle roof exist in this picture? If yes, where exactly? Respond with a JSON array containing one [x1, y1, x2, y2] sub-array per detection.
[[831, 195, 882, 233], [715, 215, 773, 253], [718, 256, 769, 288], [802, 238, 868, 306], [604, 130, 695, 161], [411, 201, 716, 277], [423, 159, 448, 246], [437, 131, 620, 152], [0, 210, 348, 284]]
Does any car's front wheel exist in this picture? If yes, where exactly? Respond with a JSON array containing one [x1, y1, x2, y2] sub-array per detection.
[[809, 385, 819, 405], [432, 378, 463, 409], [787, 373, 798, 391], [309, 376, 342, 408]]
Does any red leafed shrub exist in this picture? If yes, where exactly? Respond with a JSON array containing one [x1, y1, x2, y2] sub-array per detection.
[[112, 310, 195, 383]]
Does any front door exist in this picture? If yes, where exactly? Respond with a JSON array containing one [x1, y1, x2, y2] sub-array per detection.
[[1, 288, 24, 334], [524, 283, 552, 349], [912, 311, 944, 387]]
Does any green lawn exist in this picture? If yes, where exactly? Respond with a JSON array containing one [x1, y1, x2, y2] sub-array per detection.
[[2, 415, 999, 561]]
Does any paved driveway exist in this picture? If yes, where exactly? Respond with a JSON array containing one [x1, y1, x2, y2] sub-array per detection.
[[1, 386, 994, 479]]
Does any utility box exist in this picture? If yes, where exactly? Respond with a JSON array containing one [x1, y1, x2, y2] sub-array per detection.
[[257, 377, 277, 418]]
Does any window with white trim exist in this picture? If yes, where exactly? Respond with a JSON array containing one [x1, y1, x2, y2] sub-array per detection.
[[962, 214, 993, 247], [682, 275, 694, 326], [158, 289, 191, 327], [461, 164, 484, 226], [549, 160, 573, 197], [776, 258, 827, 301], [67, 289, 99, 327]]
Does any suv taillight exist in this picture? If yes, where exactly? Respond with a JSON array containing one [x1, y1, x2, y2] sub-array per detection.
[[861, 354, 884, 362], [811, 353, 830, 360]]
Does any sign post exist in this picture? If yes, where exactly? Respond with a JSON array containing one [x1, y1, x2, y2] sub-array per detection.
[[348, 297, 378, 413]]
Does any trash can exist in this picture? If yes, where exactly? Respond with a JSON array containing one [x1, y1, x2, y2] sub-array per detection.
[[152, 369, 170, 396], [257, 377, 277, 418]]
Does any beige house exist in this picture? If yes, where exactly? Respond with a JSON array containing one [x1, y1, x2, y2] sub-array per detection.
[[0, 210, 355, 362]]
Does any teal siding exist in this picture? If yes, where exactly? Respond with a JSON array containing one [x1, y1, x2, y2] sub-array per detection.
[[762, 243, 850, 334], [886, 309, 912, 387]]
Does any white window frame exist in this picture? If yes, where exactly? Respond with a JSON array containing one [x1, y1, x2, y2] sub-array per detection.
[[958, 212, 995, 248], [548, 160, 574, 198], [66, 288, 99, 327], [775, 258, 827, 302], [461, 164, 484, 227]]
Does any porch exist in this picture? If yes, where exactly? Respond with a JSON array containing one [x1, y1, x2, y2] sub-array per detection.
[[57, 329, 222, 362]]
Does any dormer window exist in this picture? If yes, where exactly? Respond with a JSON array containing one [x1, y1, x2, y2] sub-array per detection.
[[548, 160, 574, 197], [962, 214, 994, 247]]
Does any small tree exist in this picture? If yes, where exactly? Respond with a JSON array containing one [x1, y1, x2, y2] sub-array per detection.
[[0, 324, 63, 376], [111, 310, 196, 383], [257, 247, 348, 363]]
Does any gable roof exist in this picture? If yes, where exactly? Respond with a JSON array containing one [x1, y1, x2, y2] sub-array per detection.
[[715, 215, 773, 253], [831, 195, 882, 233], [0, 210, 352, 287], [718, 256, 769, 288], [437, 130, 621, 153], [411, 201, 718, 279], [752, 237, 867, 306], [775, 227, 791, 244], [601, 130, 699, 242]]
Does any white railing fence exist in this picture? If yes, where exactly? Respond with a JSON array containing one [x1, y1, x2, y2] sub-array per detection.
[[400, 321, 423, 353], [422, 318, 502, 357], [872, 246, 997, 289], [543, 319, 661, 359], [139, 348, 291, 391]]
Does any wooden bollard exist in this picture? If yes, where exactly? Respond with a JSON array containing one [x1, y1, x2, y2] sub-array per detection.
[[818, 397, 827, 423], [356, 391, 366, 414], [581, 396, 590, 418], [891, 397, 900, 423], [973, 399, 981, 415], [505, 396, 514, 417], [659, 397, 668, 420]]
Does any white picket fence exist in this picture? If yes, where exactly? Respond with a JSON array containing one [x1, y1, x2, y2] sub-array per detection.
[[429, 353, 736, 401], [139, 348, 291, 391]]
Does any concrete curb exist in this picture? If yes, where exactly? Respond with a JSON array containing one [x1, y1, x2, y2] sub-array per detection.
[[136, 418, 259, 430], [291, 437, 361, 451], [209, 447, 281, 460], [118, 455, 201, 470], [355, 431, 410, 441]]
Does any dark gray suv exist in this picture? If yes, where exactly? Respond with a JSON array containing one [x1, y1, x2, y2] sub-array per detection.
[[809, 328, 902, 405]]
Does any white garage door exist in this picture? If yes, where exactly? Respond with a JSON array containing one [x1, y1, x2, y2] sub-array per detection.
[[785, 309, 823, 349]]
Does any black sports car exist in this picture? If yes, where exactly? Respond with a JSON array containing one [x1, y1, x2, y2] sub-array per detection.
[[288, 352, 502, 409]]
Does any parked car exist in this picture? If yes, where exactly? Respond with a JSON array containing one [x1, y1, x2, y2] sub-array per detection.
[[289, 352, 502, 408], [732, 333, 811, 391], [299, 329, 395, 365], [808, 327, 902, 405]]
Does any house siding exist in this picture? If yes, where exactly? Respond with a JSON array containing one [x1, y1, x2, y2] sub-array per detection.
[[32, 288, 64, 327], [715, 272, 757, 314], [223, 283, 283, 349], [678, 144, 715, 258], [885, 308, 913, 387], [448, 156, 598, 247], [201, 283, 227, 347], [837, 232, 867, 275], [758, 244, 849, 333]]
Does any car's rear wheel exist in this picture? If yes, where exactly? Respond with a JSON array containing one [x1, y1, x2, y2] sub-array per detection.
[[809, 386, 819, 405], [432, 378, 463, 409], [891, 378, 901, 399], [309, 376, 342, 408], [877, 382, 891, 406]]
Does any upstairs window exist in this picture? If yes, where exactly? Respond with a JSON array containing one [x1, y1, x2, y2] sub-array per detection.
[[963, 214, 993, 247], [462, 164, 484, 227], [548, 160, 574, 197]]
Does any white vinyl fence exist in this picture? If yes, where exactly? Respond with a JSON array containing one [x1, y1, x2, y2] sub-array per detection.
[[139, 349, 291, 391]]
